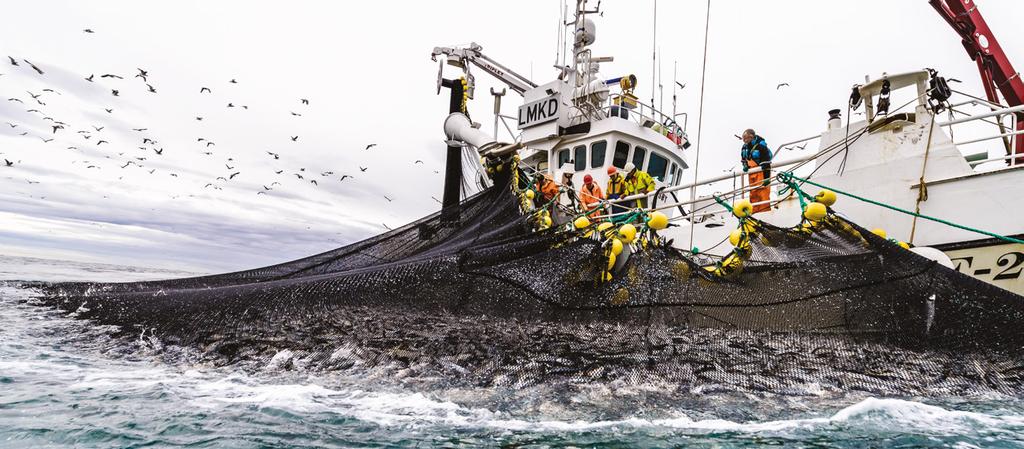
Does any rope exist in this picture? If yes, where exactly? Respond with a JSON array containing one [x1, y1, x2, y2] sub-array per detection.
[[776, 176, 814, 210], [838, 100, 852, 175], [909, 114, 938, 243], [688, 0, 712, 250], [779, 172, 1024, 245]]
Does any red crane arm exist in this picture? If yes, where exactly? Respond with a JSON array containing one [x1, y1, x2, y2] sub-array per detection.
[[930, 0, 1024, 161]]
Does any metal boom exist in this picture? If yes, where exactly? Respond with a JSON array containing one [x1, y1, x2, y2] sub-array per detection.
[[431, 42, 538, 96], [930, 0, 1024, 163]]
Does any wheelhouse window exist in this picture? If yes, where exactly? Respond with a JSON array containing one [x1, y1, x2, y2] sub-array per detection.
[[557, 148, 570, 169], [591, 140, 607, 168], [668, 162, 677, 184], [648, 152, 669, 181], [573, 145, 587, 171], [612, 141, 630, 168], [675, 167, 683, 185], [632, 146, 647, 169]]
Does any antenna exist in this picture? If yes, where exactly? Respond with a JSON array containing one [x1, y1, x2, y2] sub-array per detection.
[[565, 0, 573, 69], [672, 60, 677, 120], [554, 0, 561, 66], [651, 0, 657, 108], [658, 47, 664, 115]]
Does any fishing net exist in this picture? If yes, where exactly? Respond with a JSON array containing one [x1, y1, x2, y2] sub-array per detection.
[[27, 168, 1024, 395]]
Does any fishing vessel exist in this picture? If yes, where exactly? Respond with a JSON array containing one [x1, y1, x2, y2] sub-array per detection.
[[432, 0, 1024, 295], [29, 0, 1024, 393]]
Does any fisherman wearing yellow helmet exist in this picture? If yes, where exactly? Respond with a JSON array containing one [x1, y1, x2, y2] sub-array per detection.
[[623, 162, 656, 208]]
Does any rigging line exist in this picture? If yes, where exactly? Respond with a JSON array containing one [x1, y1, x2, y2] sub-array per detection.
[[838, 100, 853, 175], [949, 106, 1005, 128], [950, 88, 1007, 110], [688, 0, 712, 250], [909, 113, 938, 244], [785, 173, 1024, 245], [794, 128, 868, 180]]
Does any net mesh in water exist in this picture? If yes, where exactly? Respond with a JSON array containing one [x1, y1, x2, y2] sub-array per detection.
[[29, 172, 1024, 394]]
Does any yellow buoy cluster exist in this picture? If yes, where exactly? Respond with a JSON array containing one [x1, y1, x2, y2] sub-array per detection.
[[814, 189, 837, 206], [595, 209, 675, 282], [522, 184, 673, 285], [599, 223, 623, 281], [867, 227, 912, 249], [646, 212, 669, 230], [704, 199, 758, 277], [728, 228, 743, 246], [732, 199, 753, 218], [532, 209, 552, 230], [459, 77, 469, 112], [590, 220, 647, 283], [803, 202, 827, 222], [617, 223, 636, 244], [610, 238, 623, 256], [801, 188, 913, 250], [573, 216, 594, 238], [794, 189, 836, 234], [704, 199, 761, 276]]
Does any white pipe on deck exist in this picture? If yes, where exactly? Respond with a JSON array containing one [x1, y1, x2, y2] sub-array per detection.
[[444, 112, 500, 153]]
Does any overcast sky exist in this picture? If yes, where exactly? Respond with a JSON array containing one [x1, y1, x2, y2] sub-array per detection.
[[1, 0, 1021, 274]]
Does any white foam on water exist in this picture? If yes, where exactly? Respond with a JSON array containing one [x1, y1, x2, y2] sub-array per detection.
[[264, 349, 295, 371], [179, 371, 1024, 437], [194, 380, 342, 413]]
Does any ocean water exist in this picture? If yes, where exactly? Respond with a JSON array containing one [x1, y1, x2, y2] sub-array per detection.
[[2, 256, 1024, 448]]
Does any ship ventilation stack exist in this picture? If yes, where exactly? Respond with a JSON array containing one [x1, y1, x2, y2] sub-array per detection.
[[827, 109, 842, 130]]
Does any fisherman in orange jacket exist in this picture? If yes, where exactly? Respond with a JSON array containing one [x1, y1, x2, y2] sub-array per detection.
[[579, 173, 605, 219], [535, 173, 559, 212]]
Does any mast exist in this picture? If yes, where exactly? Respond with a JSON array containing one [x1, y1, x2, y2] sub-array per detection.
[[439, 77, 466, 223]]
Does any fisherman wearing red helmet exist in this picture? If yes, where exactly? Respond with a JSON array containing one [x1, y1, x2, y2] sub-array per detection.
[[579, 173, 605, 219]]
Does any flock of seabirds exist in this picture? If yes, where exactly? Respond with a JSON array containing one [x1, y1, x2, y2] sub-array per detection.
[[1, 28, 441, 231]]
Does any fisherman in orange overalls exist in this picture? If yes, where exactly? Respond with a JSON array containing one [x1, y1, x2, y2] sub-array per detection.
[[740, 128, 773, 214], [579, 173, 605, 220]]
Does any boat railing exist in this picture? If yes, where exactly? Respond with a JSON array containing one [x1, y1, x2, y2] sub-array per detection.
[[560, 90, 1022, 223], [601, 130, 824, 209], [600, 103, 1024, 220], [595, 94, 688, 143], [605, 150, 824, 210], [939, 101, 1024, 169]]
